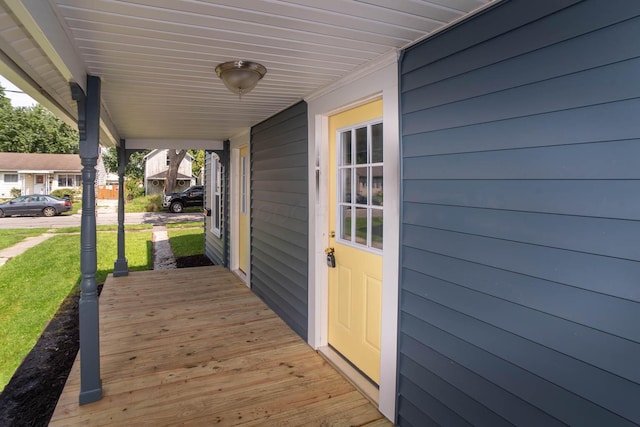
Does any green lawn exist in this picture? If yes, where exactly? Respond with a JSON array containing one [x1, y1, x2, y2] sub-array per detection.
[[168, 227, 204, 258], [0, 229, 48, 251], [53, 224, 153, 234], [125, 194, 163, 213], [166, 221, 204, 229], [0, 231, 153, 391]]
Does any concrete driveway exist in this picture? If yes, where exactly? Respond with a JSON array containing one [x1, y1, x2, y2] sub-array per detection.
[[0, 200, 204, 229]]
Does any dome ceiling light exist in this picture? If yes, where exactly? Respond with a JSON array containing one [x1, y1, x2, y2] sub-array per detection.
[[215, 60, 267, 97]]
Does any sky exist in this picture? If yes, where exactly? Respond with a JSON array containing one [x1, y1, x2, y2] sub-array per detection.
[[0, 75, 38, 107]]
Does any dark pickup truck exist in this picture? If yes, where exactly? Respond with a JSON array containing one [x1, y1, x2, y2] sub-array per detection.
[[162, 185, 204, 213]]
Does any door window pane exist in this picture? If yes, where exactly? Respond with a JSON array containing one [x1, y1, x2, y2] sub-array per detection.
[[341, 205, 352, 241], [371, 166, 383, 206], [371, 123, 383, 163], [341, 169, 351, 203], [355, 207, 367, 245], [371, 209, 383, 250], [355, 167, 367, 205], [355, 127, 368, 164], [341, 131, 352, 165]]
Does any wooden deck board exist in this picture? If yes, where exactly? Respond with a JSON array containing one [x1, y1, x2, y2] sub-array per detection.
[[50, 266, 391, 426]]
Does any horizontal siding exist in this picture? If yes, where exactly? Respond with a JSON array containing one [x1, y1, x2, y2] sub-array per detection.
[[403, 98, 640, 156], [251, 101, 308, 340], [402, 2, 640, 92], [403, 180, 640, 220], [398, 1, 640, 426]]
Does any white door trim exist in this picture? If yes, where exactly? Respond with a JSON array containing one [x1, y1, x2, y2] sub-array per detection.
[[306, 52, 399, 421]]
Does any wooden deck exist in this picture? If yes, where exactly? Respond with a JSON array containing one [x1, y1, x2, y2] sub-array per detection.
[[50, 266, 391, 426]]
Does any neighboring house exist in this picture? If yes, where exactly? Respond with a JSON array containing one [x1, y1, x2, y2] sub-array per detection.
[[143, 149, 196, 195], [0, 152, 84, 197]]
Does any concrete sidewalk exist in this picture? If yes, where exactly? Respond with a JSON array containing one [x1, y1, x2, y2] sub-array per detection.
[[0, 233, 56, 267]]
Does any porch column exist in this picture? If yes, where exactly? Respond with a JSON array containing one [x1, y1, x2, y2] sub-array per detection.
[[113, 139, 128, 276], [71, 75, 102, 405]]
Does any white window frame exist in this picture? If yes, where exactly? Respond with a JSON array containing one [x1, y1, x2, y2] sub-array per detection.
[[4, 173, 18, 183], [210, 154, 222, 238], [57, 174, 76, 187], [336, 120, 383, 254]]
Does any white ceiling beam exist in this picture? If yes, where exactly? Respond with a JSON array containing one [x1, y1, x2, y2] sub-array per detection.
[[0, 49, 76, 127], [4, 0, 121, 146], [5, 0, 86, 92], [126, 139, 224, 150], [99, 107, 119, 147]]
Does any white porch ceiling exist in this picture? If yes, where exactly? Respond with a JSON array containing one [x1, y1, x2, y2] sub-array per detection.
[[0, 0, 497, 147]]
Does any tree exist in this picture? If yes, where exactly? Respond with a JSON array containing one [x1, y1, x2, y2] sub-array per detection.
[[0, 85, 79, 153], [102, 147, 148, 181], [0, 86, 11, 111], [164, 149, 187, 194], [189, 149, 204, 177]]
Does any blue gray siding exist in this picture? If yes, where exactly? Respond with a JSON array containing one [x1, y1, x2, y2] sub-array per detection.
[[398, 1, 640, 426], [204, 148, 228, 266], [250, 101, 308, 340]]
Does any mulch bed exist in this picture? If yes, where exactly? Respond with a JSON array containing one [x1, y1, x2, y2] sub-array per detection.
[[0, 255, 214, 427], [175, 254, 214, 269]]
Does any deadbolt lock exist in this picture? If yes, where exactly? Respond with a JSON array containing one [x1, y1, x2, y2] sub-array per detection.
[[325, 247, 336, 268]]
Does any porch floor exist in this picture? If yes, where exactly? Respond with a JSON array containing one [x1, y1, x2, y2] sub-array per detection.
[[49, 266, 390, 426]]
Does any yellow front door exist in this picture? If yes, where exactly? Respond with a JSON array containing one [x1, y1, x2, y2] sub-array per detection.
[[239, 145, 249, 274], [328, 99, 383, 384]]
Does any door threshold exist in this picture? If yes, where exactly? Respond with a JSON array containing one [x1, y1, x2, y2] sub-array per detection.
[[317, 346, 379, 406]]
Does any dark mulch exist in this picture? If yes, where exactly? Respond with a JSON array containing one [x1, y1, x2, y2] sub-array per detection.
[[175, 254, 214, 268], [0, 288, 80, 427], [0, 255, 213, 427]]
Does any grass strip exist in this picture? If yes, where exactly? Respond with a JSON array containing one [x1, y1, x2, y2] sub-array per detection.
[[168, 228, 204, 258], [53, 224, 153, 234], [165, 221, 204, 229], [0, 229, 49, 251], [0, 231, 152, 391]]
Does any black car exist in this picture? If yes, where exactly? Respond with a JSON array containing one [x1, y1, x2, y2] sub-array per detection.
[[0, 194, 72, 217], [162, 185, 204, 213]]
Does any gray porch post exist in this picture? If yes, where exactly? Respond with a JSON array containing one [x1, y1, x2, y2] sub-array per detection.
[[113, 139, 128, 276], [71, 75, 102, 405]]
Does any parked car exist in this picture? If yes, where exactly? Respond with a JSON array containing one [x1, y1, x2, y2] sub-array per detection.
[[162, 185, 204, 213], [0, 194, 72, 218]]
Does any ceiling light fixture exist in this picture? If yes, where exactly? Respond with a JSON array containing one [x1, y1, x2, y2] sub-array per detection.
[[215, 60, 267, 97]]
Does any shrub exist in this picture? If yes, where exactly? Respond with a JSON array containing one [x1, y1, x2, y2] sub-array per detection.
[[125, 194, 162, 212], [51, 188, 81, 202], [9, 188, 21, 198], [124, 180, 145, 201]]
